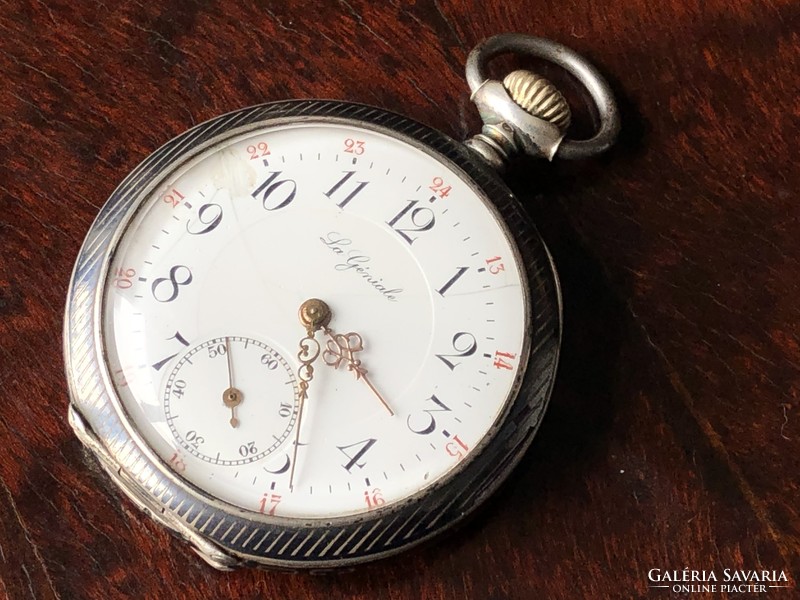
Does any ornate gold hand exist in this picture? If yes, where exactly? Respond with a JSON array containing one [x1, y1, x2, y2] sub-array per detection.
[[323, 332, 395, 416], [288, 299, 332, 491], [222, 336, 243, 428]]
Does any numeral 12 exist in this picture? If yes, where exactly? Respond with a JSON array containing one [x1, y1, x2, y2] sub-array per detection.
[[387, 200, 436, 244]]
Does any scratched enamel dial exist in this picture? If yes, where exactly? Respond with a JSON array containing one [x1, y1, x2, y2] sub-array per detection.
[[104, 121, 528, 519]]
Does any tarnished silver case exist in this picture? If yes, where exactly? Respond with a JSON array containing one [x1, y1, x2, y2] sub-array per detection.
[[64, 100, 561, 570]]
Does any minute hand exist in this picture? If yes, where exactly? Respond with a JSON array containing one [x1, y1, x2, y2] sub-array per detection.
[[323, 331, 395, 416]]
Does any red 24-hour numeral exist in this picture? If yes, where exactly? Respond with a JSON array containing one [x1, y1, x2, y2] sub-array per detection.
[[364, 488, 385, 510], [493, 350, 517, 370], [112, 367, 129, 388], [247, 141, 271, 159], [259, 493, 282, 516], [169, 452, 186, 473], [344, 138, 365, 155], [113, 363, 141, 389], [429, 176, 452, 198], [445, 435, 469, 460], [485, 256, 505, 275], [113, 267, 136, 289], [162, 188, 185, 208]]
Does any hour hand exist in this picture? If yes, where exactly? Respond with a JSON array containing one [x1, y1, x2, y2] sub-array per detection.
[[323, 333, 365, 375], [323, 331, 395, 416]]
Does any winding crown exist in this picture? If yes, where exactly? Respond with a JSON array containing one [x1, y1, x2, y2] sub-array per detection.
[[503, 70, 571, 130]]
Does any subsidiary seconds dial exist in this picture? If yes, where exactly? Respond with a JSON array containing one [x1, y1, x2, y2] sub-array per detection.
[[164, 336, 299, 466]]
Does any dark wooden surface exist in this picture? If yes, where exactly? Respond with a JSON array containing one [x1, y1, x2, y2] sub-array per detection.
[[1, 1, 798, 598]]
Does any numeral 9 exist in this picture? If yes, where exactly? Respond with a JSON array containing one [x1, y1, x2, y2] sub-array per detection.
[[187, 203, 223, 236]]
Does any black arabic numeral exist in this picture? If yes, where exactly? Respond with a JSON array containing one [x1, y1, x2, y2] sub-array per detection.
[[264, 454, 291, 474], [185, 429, 205, 448], [435, 332, 478, 370], [437, 267, 469, 296], [337, 438, 377, 472], [187, 203, 223, 235], [207, 343, 226, 359], [238, 441, 258, 457], [171, 378, 187, 398], [407, 394, 451, 435], [387, 200, 435, 244], [152, 331, 190, 371], [151, 265, 193, 303], [252, 171, 297, 210], [324, 171, 369, 208], [260, 354, 278, 370]]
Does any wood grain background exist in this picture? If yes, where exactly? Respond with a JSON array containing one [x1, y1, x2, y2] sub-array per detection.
[[1, 1, 798, 598]]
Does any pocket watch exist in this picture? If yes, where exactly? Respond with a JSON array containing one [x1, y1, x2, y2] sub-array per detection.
[[64, 34, 619, 569]]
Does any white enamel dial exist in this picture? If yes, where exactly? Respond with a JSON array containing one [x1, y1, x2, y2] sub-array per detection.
[[104, 121, 528, 519]]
